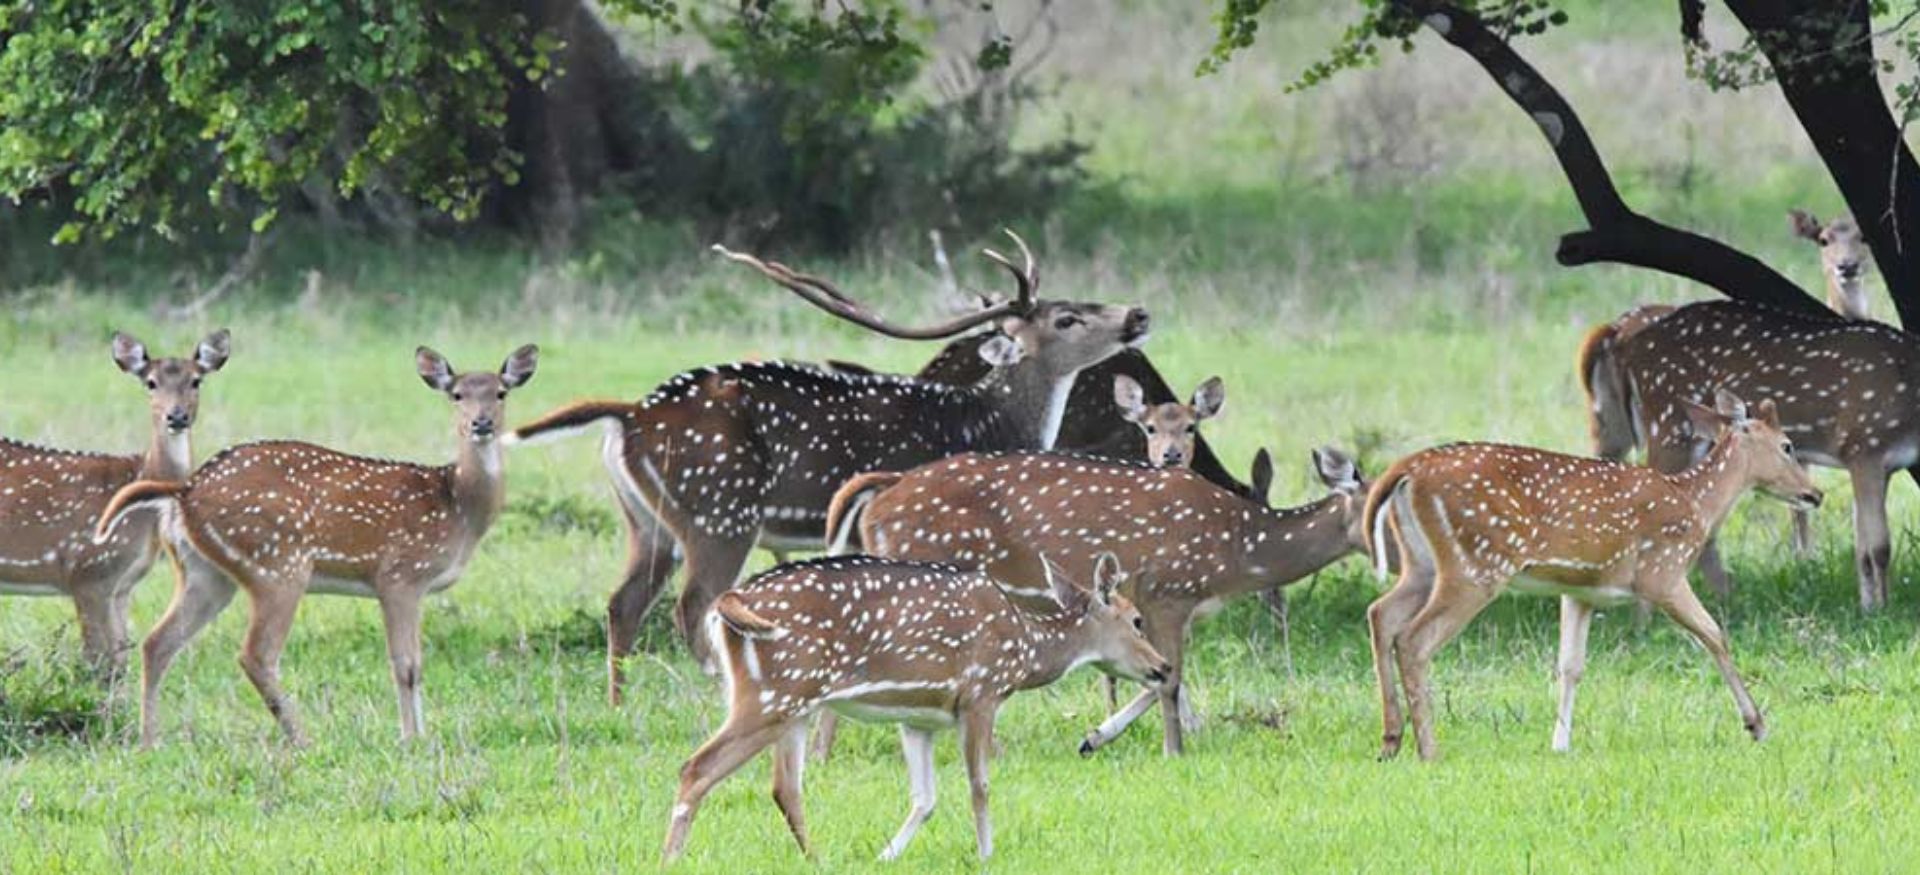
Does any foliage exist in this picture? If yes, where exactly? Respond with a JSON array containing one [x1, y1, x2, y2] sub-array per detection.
[[0, 1, 561, 243], [1682, 2, 1920, 126], [1202, 0, 1566, 87]]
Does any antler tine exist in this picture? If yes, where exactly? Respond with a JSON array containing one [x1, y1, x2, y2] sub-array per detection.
[[712, 244, 1019, 341], [1006, 228, 1038, 294], [981, 234, 1039, 310]]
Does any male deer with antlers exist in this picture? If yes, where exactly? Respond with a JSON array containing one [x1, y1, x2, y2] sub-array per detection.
[[821, 446, 1369, 756], [1363, 390, 1819, 760], [661, 553, 1168, 863], [97, 345, 538, 746], [1580, 298, 1920, 610], [507, 232, 1149, 701], [0, 330, 229, 679]]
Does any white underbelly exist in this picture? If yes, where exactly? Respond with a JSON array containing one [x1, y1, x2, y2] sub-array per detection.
[[826, 700, 957, 730], [309, 575, 379, 598], [1509, 575, 1637, 608], [0, 580, 65, 597]]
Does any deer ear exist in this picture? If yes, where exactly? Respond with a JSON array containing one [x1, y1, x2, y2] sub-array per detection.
[[1313, 446, 1361, 495], [195, 329, 231, 373], [112, 332, 151, 377], [1250, 448, 1274, 504], [1092, 552, 1125, 605], [1040, 554, 1090, 614], [416, 346, 455, 393], [1681, 398, 1730, 439], [1789, 209, 1824, 242], [977, 334, 1025, 368], [1191, 376, 1226, 421], [1113, 375, 1147, 421], [1712, 388, 1750, 424], [1754, 398, 1781, 429], [500, 344, 539, 388]]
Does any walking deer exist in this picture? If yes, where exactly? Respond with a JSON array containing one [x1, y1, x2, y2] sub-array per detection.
[[0, 330, 229, 678], [96, 344, 538, 746], [506, 233, 1149, 701], [1114, 374, 1224, 468], [820, 447, 1370, 756], [1586, 299, 1917, 610], [1363, 390, 1819, 761], [1790, 209, 1872, 320], [661, 554, 1168, 863]]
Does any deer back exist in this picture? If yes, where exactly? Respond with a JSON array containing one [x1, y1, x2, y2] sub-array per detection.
[[1617, 300, 1920, 468], [0, 440, 146, 587]]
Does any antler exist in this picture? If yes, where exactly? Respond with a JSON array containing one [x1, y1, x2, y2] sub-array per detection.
[[980, 229, 1039, 310], [712, 239, 1032, 341]]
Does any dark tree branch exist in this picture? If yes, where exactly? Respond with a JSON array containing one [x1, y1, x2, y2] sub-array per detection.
[[1393, 0, 1830, 317], [1724, 0, 1920, 328]]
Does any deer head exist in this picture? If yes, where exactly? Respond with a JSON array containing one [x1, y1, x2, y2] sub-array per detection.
[[1114, 375, 1224, 468], [1681, 388, 1821, 511], [1044, 553, 1170, 687], [112, 329, 229, 436], [417, 345, 540, 445], [1309, 446, 1372, 549], [1790, 209, 1870, 317]]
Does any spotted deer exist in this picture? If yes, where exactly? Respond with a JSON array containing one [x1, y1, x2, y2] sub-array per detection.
[[1114, 374, 1223, 468], [661, 554, 1167, 863], [95, 344, 538, 746], [1363, 390, 1819, 761], [506, 233, 1149, 701], [1790, 209, 1872, 320], [1589, 299, 1916, 610], [0, 330, 229, 678], [820, 447, 1370, 757]]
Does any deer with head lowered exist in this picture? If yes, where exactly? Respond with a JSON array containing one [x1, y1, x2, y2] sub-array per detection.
[[1363, 390, 1819, 761], [661, 553, 1168, 863], [95, 344, 538, 746], [0, 330, 229, 678], [1581, 298, 1919, 611], [505, 232, 1149, 701], [820, 446, 1370, 757]]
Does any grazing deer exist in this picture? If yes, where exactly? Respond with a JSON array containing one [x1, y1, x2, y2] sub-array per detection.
[[506, 233, 1149, 701], [96, 345, 538, 746], [661, 554, 1168, 863], [1790, 209, 1872, 320], [0, 330, 229, 678], [1590, 299, 1916, 610], [1363, 390, 1819, 761], [820, 447, 1370, 756], [1114, 374, 1224, 468]]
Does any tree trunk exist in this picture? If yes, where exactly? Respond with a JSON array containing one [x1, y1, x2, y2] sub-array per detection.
[[1722, 0, 1920, 328]]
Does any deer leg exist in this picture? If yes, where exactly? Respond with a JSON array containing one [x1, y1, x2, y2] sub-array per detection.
[[378, 588, 427, 742], [1790, 509, 1814, 558], [960, 703, 999, 860], [1155, 623, 1192, 757], [1367, 559, 1435, 760], [138, 554, 235, 748], [880, 725, 939, 861], [1551, 595, 1596, 753], [1848, 463, 1892, 612], [1080, 688, 1156, 756], [236, 581, 308, 746], [1646, 577, 1764, 741], [771, 722, 812, 857], [607, 497, 679, 706], [663, 714, 792, 863], [1395, 572, 1497, 762], [69, 581, 120, 682], [674, 534, 756, 671]]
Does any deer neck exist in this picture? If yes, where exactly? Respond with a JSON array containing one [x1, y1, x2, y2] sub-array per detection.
[[977, 363, 1077, 450], [1829, 275, 1862, 316], [1667, 436, 1748, 533], [450, 438, 507, 536], [1245, 495, 1354, 592], [141, 426, 192, 482], [1003, 602, 1101, 692]]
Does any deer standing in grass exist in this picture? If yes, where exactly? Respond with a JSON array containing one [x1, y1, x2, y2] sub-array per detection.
[[0, 330, 229, 679], [661, 554, 1168, 863], [506, 233, 1149, 700], [1581, 299, 1920, 610], [1363, 390, 1819, 761], [96, 345, 538, 746], [820, 447, 1370, 757]]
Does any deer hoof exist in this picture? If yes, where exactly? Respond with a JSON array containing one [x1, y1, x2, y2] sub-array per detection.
[[1078, 736, 1099, 758]]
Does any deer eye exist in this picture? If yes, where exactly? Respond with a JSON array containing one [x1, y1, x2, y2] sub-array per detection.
[[1053, 314, 1081, 330], [496, 390, 507, 400], [1144, 425, 1156, 435], [145, 378, 157, 390], [1132, 616, 1144, 632], [1185, 425, 1197, 435], [190, 377, 201, 389], [1782, 440, 1795, 455], [452, 392, 465, 401]]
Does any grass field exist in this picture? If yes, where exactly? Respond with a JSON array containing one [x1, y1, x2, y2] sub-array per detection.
[[7, 2, 1920, 873]]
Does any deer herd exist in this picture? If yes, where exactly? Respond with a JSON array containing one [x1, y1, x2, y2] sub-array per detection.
[[0, 212, 1909, 860]]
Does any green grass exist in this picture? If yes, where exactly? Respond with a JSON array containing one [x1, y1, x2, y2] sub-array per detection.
[[1, 297, 1918, 873]]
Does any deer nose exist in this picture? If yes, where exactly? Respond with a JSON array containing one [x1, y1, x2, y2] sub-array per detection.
[[1837, 262, 1863, 279], [1162, 450, 1185, 465], [1798, 489, 1823, 509], [165, 409, 190, 430], [1122, 308, 1150, 342], [471, 416, 496, 435], [1145, 662, 1173, 685]]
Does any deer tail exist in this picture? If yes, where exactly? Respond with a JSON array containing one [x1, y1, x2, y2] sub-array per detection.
[[713, 592, 784, 640], [825, 471, 901, 556], [504, 400, 634, 447], [1362, 461, 1413, 582], [95, 480, 189, 543]]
